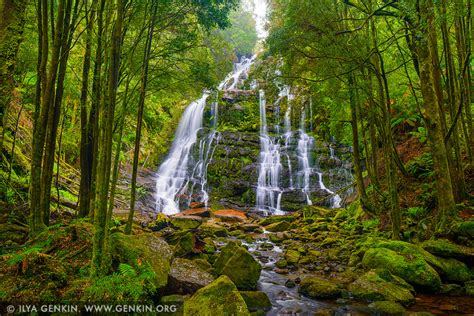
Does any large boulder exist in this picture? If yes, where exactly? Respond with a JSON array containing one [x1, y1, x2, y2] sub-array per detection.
[[183, 275, 250, 316], [368, 301, 406, 316], [170, 215, 202, 230], [371, 240, 473, 284], [214, 241, 262, 290], [298, 277, 340, 299], [264, 221, 290, 232], [239, 291, 271, 312], [166, 258, 214, 294], [420, 239, 474, 259], [362, 247, 441, 291], [111, 233, 173, 291], [348, 269, 415, 306]]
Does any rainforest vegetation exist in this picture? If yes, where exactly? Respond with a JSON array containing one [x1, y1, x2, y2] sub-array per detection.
[[0, 0, 473, 314]]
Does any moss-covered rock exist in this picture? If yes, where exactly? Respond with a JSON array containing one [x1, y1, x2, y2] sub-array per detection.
[[170, 216, 202, 230], [167, 258, 214, 294], [368, 301, 406, 315], [172, 232, 196, 257], [465, 280, 474, 297], [214, 241, 262, 290], [436, 257, 473, 283], [284, 249, 300, 265], [110, 232, 173, 291], [183, 275, 250, 316], [264, 221, 290, 232], [348, 269, 415, 305], [454, 221, 474, 238], [299, 277, 340, 299], [420, 239, 474, 259], [362, 247, 441, 291], [239, 291, 271, 312]]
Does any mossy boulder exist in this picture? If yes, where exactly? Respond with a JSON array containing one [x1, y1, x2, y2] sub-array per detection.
[[239, 291, 271, 312], [437, 257, 474, 283], [420, 239, 474, 259], [284, 249, 300, 265], [368, 301, 406, 315], [167, 258, 215, 294], [170, 216, 202, 230], [299, 277, 340, 299], [264, 221, 290, 232], [214, 241, 262, 290], [348, 269, 415, 306], [183, 275, 250, 316], [259, 215, 296, 226], [111, 232, 173, 291], [173, 232, 196, 257], [465, 280, 474, 297], [362, 247, 441, 291]]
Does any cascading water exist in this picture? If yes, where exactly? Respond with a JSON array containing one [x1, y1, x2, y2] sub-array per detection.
[[155, 94, 210, 215], [296, 107, 313, 205], [155, 57, 255, 215], [256, 90, 284, 215]]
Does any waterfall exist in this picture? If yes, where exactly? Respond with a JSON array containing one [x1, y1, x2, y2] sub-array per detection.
[[155, 94, 209, 215], [297, 107, 313, 205], [155, 57, 255, 215], [256, 90, 284, 215]]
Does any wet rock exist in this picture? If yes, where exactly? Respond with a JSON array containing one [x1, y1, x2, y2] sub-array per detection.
[[298, 277, 340, 299], [183, 275, 250, 315], [264, 221, 290, 232], [189, 201, 205, 209], [167, 258, 214, 295], [214, 209, 247, 222], [170, 215, 202, 230], [274, 268, 289, 274], [348, 269, 415, 305], [181, 208, 211, 217], [368, 301, 406, 315], [239, 291, 271, 312], [363, 246, 441, 291], [242, 223, 260, 232], [214, 241, 261, 290], [200, 222, 229, 238], [420, 239, 474, 259]]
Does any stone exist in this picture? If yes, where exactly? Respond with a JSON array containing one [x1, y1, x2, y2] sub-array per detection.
[[242, 224, 260, 232], [183, 275, 250, 315], [455, 221, 474, 238], [298, 277, 340, 299], [173, 232, 196, 257], [368, 301, 406, 315], [420, 239, 474, 259], [284, 249, 300, 265], [348, 269, 415, 306], [189, 201, 205, 209], [436, 257, 473, 283], [110, 233, 173, 291], [181, 208, 211, 217], [214, 241, 262, 290], [465, 280, 474, 297], [363, 247, 441, 291], [440, 284, 464, 296], [214, 209, 248, 222], [264, 221, 290, 232], [239, 291, 271, 312], [166, 258, 215, 295], [170, 215, 202, 230]]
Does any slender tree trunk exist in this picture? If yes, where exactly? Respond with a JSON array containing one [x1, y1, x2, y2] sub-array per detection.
[[79, 0, 96, 218], [91, 0, 124, 277], [126, 4, 157, 234]]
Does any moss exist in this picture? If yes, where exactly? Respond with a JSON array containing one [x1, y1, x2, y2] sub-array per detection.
[[437, 257, 474, 283], [110, 232, 172, 291], [215, 246, 261, 290], [264, 221, 290, 232], [239, 291, 271, 312], [368, 301, 406, 315], [170, 216, 202, 230], [455, 221, 474, 238], [420, 239, 474, 258], [275, 259, 288, 268], [298, 277, 340, 299], [348, 269, 415, 305], [284, 249, 300, 265], [183, 275, 250, 316], [362, 247, 441, 291]]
